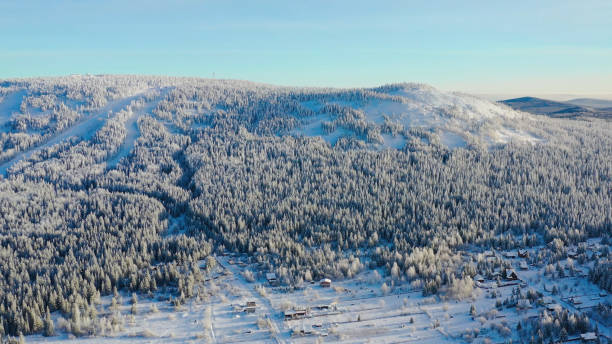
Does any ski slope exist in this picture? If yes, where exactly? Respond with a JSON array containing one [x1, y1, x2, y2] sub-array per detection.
[[292, 84, 544, 149]]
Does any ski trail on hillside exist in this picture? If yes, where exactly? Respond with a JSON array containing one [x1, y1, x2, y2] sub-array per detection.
[[105, 88, 172, 169], [0, 90, 155, 177], [0, 90, 26, 132]]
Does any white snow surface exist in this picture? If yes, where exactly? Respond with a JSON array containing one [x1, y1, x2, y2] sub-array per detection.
[[292, 83, 544, 149], [0, 89, 159, 176], [0, 90, 26, 132]]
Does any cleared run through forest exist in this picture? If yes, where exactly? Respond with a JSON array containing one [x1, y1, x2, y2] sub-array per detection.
[[0, 89, 154, 176]]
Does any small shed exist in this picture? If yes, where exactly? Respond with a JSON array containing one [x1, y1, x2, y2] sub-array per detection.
[[284, 309, 307, 320], [506, 269, 519, 280], [580, 332, 597, 342], [504, 251, 518, 259], [246, 301, 256, 307], [519, 261, 529, 270], [474, 274, 485, 283], [542, 296, 554, 305], [244, 306, 256, 313], [266, 272, 277, 284], [483, 250, 496, 258], [569, 297, 583, 305], [518, 249, 529, 258], [320, 278, 332, 288], [546, 303, 562, 312]]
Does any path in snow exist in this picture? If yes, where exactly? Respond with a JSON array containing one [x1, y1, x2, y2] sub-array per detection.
[[0, 90, 26, 132], [105, 87, 172, 169], [216, 256, 286, 344], [0, 90, 153, 177]]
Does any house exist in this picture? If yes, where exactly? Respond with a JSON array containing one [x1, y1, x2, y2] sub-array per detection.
[[569, 297, 583, 305], [580, 332, 597, 342], [546, 303, 562, 312], [518, 249, 529, 258], [542, 296, 554, 305], [284, 309, 307, 320], [519, 261, 529, 270], [266, 272, 277, 284], [483, 250, 496, 258], [246, 301, 256, 307], [320, 278, 332, 288], [504, 251, 518, 259], [474, 274, 485, 283], [244, 306, 256, 313], [505, 269, 519, 280]]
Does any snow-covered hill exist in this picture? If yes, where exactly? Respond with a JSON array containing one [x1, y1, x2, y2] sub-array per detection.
[[0, 77, 554, 179], [292, 83, 544, 149]]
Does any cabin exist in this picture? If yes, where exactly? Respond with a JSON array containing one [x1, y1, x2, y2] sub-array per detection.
[[320, 278, 332, 288], [567, 249, 579, 259], [519, 261, 529, 270], [569, 297, 583, 305], [580, 332, 597, 342], [244, 306, 256, 313], [542, 296, 554, 305], [284, 309, 307, 320], [266, 272, 278, 285], [546, 303, 562, 312], [505, 269, 519, 280], [474, 274, 485, 284], [518, 249, 529, 258], [504, 251, 518, 259]]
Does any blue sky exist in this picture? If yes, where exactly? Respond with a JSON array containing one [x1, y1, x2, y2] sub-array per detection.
[[1, 0, 611, 98]]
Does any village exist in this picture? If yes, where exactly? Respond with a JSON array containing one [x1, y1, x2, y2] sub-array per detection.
[[25, 238, 610, 344]]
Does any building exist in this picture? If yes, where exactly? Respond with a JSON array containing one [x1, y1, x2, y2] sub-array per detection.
[[519, 261, 529, 270], [320, 278, 332, 288], [284, 309, 308, 320], [569, 297, 583, 305], [266, 272, 277, 284], [505, 269, 519, 280], [518, 249, 529, 258], [504, 251, 518, 259], [541, 296, 554, 305], [580, 332, 597, 342], [567, 248, 579, 259], [474, 274, 485, 283]]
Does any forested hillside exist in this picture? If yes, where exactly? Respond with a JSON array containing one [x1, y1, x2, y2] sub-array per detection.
[[0, 75, 610, 337]]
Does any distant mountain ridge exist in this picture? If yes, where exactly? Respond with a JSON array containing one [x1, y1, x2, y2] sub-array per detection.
[[567, 98, 612, 109], [500, 96, 612, 120]]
